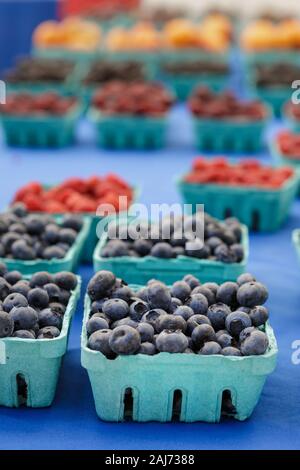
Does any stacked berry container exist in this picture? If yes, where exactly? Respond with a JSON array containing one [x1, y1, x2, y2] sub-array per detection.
[[177, 157, 298, 232], [269, 131, 300, 193], [284, 103, 300, 133], [0, 269, 81, 408], [93, 215, 249, 284], [90, 81, 174, 149], [81, 271, 277, 422]]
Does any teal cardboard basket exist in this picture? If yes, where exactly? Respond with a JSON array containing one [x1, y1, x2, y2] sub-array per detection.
[[93, 224, 249, 284], [90, 109, 168, 149], [0, 216, 91, 275], [191, 114, 270, 153], [0, 276, 81, 408], [244, 50, 300, 67], [177, 174, 298, 232], [34, 47, 100, 64], [163, 74, 228, 101], [1, 105, 82, 148], [292, 229, 300, 261], [251, 87, 290, 118], [269, 141, 300, 194], [284, 111, 300, 133], [81, 293, 277, 422]]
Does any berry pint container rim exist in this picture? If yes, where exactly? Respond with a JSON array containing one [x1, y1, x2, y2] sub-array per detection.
[[92, 221, 249, 284], [0, 215, 91, 275], [81, 290, 278, 423], [0, 275, 81, 408]]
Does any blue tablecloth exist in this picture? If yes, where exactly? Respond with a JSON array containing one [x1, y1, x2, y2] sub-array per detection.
[[0, 107, 300, 450]]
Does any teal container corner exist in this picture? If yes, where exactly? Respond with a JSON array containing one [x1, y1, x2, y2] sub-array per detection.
[[191, 115, 270, 153], [251, 87, 291, 118], [163, 74, 228, 101], [0, 105, 82, 148], [0, 277, 81, 408], [90, 109, 168, 150], [177, 174, 298, 232], [269, 141, 300, 195], [81, 293, 278, 423], [292, 228, 300, 262], [0, 216, 91, 275], [93, 224, 249, 284]]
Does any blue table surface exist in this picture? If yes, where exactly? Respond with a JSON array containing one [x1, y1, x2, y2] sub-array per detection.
[[0, 105, 300, 450]]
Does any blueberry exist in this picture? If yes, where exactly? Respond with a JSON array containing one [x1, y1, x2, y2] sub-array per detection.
[[43, 224, 60, 244], [170, 281, 191, 302], [214, 244, 236, 263], [202, 282, 219, 296], [109, 325, 141, 355], [0, 220, 8, 235], [88, 329, 115, 357], [219, 229, 237, 245], [37, 326, 61, 339], [4, 270, 22, 285], [141, 309, 166, 330], [173, 305, 194, 321], [237, 273, 256, 286], [38, 308, 63, 329], [11, 280, 30, 297], [216, 332, 233, 348], [147, 282, 172, 311], [156, 330, 188, 353], [10, 306, 38, 330], [24, 215, 45, 235], [106, 240, 130, 257], [111, 286, 133, 303], [129, 300, 149, 321], [199, 341, 221, 355], [238, 306, 251, 314], [102, 298, 129, 321], [221, 346, 242, 356], [61, 215, 83, 232], [3, 293, 28, 312], [207, 303, 231, 331], [249, 306, 269, 327], [183, 275, 201, 289], [191, 324, 216, 349], [49, 302, 66, 316], [240, 329, 269, 356], [187, 293, 208, 315], [11, 240, 35, 260], [192, 286, 215, 305], [0, 311, 14, 337], [10, 223, 26, 234], [133, 239, 152, 256], [86, 313, 109, 336], [43, 283, 61, 302], [206, 236, 223, 251], [91, 299, 108, 314], [53, 272, 77, 291], [156, 314, 186, 333], [0, 278, 10, 300], [0, 243, 5, 257], [43, 246, 66, 259], [136, 322, 154, 343], [13, 330, 35, 339], [10, 203, 27, 218], [2, 232, 21, 251], [239, 327, 255, 343], [225, 311, 252, 337], [138, 342, 156, 355], [111, 317, 138, 329], [0, 262, 7, 276], [28, 288, 49, 309], [216, 282, 238, 306], [237, 282, 268, 308], [136, 287, 148, 302], [150, 242, 174, 259], [185, 239, 210, 259], [184, 348, 194, 354], [186, 314, 211, 335], [58, 289, 71, 305], [59, 228, 77, 245], [87, 271, 116, 300], [230, 244, 244, 262], [169, 297, 183, 312]]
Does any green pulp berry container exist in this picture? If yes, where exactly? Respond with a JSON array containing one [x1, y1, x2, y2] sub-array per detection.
[[0, 216, 91, 275], [177, 175, 298, 232], [292, 229, 300, 261], [251, 87, 291, 118], [284, 112, 300, 133], [0, 277, 81, 408], [269, 141, 300, 194], [81, 293, 277, 423], [33, 47, 99, 64], [0, 105, 82, 148], [93, 224, 249, 284], [90, 109, 168, 149], [191, 115, 270, 153], [163, 74, 228, 101]]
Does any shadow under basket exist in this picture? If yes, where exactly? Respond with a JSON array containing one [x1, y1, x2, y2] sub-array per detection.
[[191, 116, 269, 153], [177, 175, 298, 232], [0, 277, 81, 408], [90, 110, 168, 150], [0, 105, 82, 148], [81, 294, 278, 423], [92, 224, 249, 284]]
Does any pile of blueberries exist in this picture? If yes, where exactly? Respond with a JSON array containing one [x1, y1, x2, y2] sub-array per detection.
[[0, 204, 83, 261], [101, 213, 244, 263], [84, 61, 145, 85], [86, 270, 270, 358], [0, 264, 78, 339], [255, 63, 300, 88], [4, 57, 75, 84], [162, 61, 229, 76]]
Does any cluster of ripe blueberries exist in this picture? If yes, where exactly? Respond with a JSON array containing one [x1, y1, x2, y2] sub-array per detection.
[[0, 265, 78, 339], [86, 270, 269, 358]]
